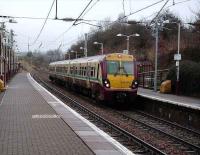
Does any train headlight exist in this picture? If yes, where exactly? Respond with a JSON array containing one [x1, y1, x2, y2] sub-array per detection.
[[131, 80, 138, 89], [103, 79, 110, 88]]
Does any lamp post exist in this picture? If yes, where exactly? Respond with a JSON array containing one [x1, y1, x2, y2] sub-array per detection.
[[154, 19, 159, 92], [0, 19, 17, 86], [80, 46, 85, 58], [84, 33, 88, 57], [162, 21, 181, 94], [71, 50, 77, 59], [116, 33, 140, 54], [176, 22, 181, 95], [93, 41, 103, 55]]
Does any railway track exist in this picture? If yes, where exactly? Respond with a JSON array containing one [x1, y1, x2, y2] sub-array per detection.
[[115, 110, 200, 154], [32, 73, 166, 155], [32, 71, 200, 155]]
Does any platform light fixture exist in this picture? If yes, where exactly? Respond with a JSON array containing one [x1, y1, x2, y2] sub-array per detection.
[[116, 33, 140, 54], [93, 41, 104, 55]]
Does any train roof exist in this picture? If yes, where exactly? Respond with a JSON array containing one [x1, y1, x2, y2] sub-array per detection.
[[49, 54, 106, 66], [49, 53, 135, 66]]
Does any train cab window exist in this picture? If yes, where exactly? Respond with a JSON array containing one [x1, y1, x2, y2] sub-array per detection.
[[107, 61, 119, 74], [121, 61, 134, 75]]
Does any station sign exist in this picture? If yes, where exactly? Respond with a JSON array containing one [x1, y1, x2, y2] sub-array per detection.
[[174, 54, 181, 61], [176, 61, 179, 66], [123, 50, 128, 54]]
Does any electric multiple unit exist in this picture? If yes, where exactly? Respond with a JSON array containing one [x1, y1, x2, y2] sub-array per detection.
[[49, 53, 138, 104]]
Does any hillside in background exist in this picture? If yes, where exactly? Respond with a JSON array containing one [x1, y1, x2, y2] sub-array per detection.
[[67, 10, 200, 69]]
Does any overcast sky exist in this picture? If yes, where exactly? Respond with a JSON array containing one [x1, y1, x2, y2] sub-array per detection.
[[0, 0, 199, 53]]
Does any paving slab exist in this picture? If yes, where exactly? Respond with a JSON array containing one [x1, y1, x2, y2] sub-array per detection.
[[0, 73, 94, 155], [28, 73, 134, 155]]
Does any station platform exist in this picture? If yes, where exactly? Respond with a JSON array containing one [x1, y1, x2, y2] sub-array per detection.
[[138, 88, 200, 111], [0, 72, 133, 155]]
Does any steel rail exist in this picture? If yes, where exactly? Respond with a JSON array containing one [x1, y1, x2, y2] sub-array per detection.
[[32, 73, 167, 155], [136, 110, 200, 136], [116, 111, 200, 154]]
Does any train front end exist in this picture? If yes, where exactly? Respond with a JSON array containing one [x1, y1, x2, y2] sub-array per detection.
[[101, 53, 138, 103]]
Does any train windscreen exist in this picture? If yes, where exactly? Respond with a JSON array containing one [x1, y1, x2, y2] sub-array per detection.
[[107, 61, 134, 75], [121, 61, 134, 75]]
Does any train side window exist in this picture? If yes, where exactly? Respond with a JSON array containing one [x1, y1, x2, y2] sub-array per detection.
[[90, 67, 93, 77], [85, 67, 87, 76], [82, 67, 84, 76], [81, 67, 83, 76], [65, 67, 68, 74], [94, 67, 96, 77], [75, 67, 77, 75], [62, 67, 63, 73], [78, 67, 80, 75], [97, 64, 99, 79], [70, 67, 72, 74]]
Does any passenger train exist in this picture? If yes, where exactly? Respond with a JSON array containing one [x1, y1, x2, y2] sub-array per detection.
[[49, 53, 138, 104]]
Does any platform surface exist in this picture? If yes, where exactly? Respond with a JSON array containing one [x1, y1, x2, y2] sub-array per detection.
[[138, 88, 200, 110], [0, 72, 133, 155], [0, 73, 94, 155]]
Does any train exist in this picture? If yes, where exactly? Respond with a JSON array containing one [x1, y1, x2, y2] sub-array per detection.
[[48, 53, 138, 104]]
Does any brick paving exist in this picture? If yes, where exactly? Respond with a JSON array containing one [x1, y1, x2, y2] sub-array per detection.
[[0, 73, 94, 155]]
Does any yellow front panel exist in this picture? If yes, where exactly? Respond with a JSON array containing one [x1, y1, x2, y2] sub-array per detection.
[[107, 74, 134, 89], [107, 74, 121, 88], [106, 53, 135, 89], [121, 75, 134, 88]]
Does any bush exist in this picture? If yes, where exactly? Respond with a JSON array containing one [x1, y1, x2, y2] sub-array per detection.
[[167, 60, 200, 95], [182, 48, 200, 63]]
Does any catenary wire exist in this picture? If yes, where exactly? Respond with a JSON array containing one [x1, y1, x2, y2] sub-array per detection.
[[53, 0, 94, 42], [57, 0, 166, 50], [54, 0, 164, 43], [81, 0, 100, 18], [31, 0, 56, 45]]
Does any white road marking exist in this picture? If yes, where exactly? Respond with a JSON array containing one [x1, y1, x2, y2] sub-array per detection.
[[47, 101, 59, 106]]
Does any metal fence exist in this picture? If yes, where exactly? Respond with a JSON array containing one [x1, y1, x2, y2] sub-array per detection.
[[137, 69, 169, 89]]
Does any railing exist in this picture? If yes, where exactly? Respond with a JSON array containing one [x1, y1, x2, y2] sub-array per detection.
[[137, 69, 169, 89]]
